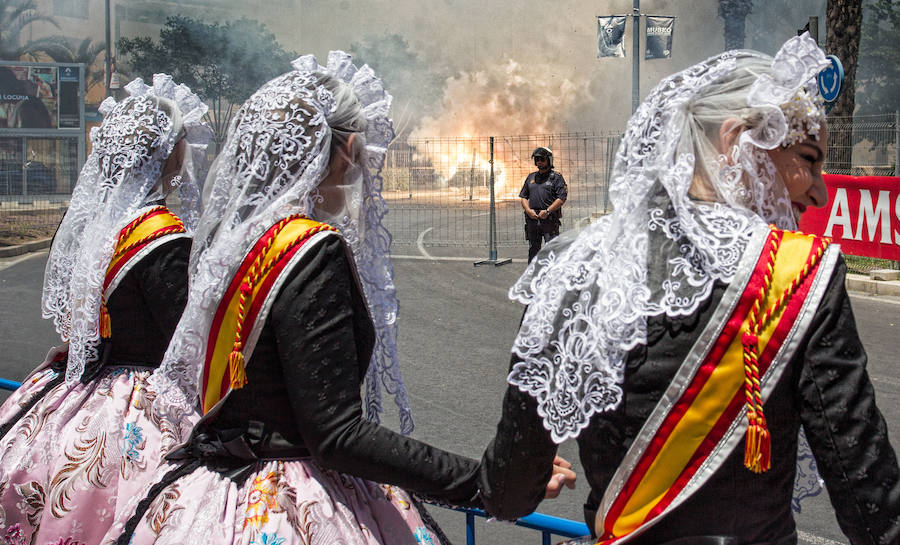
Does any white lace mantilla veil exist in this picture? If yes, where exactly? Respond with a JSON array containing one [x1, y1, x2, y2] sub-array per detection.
[[41, 74, 211, 384], [507, 33, 830, 444], [150, 51, 415, 434]]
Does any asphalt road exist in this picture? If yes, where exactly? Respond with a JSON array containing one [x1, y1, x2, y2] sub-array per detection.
[[1, 249, 898, 545]]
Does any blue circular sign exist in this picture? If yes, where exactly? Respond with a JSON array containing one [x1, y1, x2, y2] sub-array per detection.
[[817, 55, 844, 103]]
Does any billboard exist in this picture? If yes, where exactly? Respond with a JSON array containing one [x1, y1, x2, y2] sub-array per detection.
[[0, 63, 82, 130], [798, 174, 900, 261]]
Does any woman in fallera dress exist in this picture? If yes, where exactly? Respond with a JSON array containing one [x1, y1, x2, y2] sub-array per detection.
[[478, 34, 900, 545], [105, 52, 500, 545], [0, 74, 211, 545]]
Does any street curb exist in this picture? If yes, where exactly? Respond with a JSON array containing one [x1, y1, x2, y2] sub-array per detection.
[[0, 238, 52, 258], [846, 273, 900, 297]]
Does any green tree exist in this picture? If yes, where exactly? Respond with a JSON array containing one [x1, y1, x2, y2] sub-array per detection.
[[0, 0, 69, 61], [118, 16, 294, 146], [856, 0, 900, 115]]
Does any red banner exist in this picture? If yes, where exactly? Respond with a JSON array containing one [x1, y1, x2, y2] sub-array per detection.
[[799, 174, 900, 260]]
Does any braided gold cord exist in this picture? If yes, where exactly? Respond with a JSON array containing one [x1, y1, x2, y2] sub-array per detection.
[[112, 221, 185, 263], [113, 206, 167, 254], [741, 229, 828, 473], [101, 206, 185, 338], [227, 216, 337, 389]]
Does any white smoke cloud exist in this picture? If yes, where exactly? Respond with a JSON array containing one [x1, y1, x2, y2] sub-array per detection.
[[411, 58, 589, 138]]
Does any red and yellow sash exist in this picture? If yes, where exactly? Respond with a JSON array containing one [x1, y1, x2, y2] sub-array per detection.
[[596, 228, 831, 544], [201, 215, 337, 415], [100, 206, 186, 338]]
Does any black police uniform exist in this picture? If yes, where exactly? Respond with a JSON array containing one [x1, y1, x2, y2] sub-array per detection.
[[519, 169, 567, 262]]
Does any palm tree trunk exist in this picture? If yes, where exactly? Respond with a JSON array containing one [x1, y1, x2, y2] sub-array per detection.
[[825, 0, 862, 172], [718, 0, 754, 50]]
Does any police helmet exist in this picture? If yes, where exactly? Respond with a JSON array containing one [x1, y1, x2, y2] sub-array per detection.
[[531, 146, 553, 167]]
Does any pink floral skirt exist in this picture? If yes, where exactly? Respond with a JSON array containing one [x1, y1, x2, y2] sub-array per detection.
[[0, 365, 194, 545], [102, 459, 446, 545], [0, 366, 62, 426]]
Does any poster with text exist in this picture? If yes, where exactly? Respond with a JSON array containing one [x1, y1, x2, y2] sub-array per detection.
[[0, 64, 79, 130], [798, 174, 900, 261], [645, 16, 675, 60]]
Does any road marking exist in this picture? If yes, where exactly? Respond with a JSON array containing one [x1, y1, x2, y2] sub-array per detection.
[[798, 530, 845, 545], [872, 374, 900, 389], [407, 391, 476, 421], [393, 253, 527, 263], [394, 254, 486, 262], [849, 293, 900, 306], [0, 250, 47, 272], [416, 228, 434, 259]]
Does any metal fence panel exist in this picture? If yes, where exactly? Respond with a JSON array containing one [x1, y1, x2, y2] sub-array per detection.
[[381, 115, 899, 248], [0, 136, 73, 246], [1, 116, 897, 253], [826, 113, 898, 176], [0, 136, 79, 199], [382, 133, 619, 246], [0, 200, 66, 245]]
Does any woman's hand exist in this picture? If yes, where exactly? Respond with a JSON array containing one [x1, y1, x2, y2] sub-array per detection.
[[544, 454, 577, 499]]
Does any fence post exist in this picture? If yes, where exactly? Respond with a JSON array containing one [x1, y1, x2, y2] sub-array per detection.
[[468, 146, 476, 201], [21, 137, 28, 198], [894, 110, 900, 176], [474, 136, 511, 266], [489, 137, 496, 260], [407, 143, 413, 199], [604, 136, 617, 213], [895, 111, 899, 270]]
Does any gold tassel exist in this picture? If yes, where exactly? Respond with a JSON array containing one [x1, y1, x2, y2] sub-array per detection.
[[99, 301, 112, 338], [744, 417, 772, 473], [228, 342, 247, 389]]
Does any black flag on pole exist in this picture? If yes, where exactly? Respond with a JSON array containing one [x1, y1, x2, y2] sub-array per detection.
[[645, 16, 675, 59], [597, 16, 627, 58]]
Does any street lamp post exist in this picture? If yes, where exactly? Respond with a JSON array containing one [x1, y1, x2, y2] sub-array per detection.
[[632, 0, 640, 114], [105, 0, 112, 96]]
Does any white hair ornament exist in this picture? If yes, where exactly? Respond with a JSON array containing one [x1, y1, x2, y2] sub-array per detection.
[[744, 33, 829, 150]]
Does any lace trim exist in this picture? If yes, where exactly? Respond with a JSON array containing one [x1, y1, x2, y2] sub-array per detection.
[[508, 35, 829, 442], [151, 51, 413, 434], [41, 75, 210, 383]]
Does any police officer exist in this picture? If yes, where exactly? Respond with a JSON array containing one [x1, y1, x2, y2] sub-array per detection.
[[519, 146, 567, 262]]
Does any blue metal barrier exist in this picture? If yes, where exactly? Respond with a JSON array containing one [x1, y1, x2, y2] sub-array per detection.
[[0, 378, 591, 543], [0, 378, 22, 391], [441, 505, 590, 544]]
